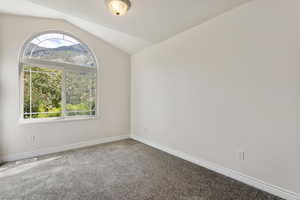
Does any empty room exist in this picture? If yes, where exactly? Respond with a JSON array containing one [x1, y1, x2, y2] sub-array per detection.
[[0, 0, 299, 199]]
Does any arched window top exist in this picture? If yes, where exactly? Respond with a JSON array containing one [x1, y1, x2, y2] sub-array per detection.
[[22, 32, 96, 68]]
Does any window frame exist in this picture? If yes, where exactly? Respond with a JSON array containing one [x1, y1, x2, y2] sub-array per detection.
[[19, 31, 99, 124]]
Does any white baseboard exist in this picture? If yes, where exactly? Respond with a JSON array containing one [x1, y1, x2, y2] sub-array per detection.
[[2, 135, 129, 162], [131, 135, 300, 200]]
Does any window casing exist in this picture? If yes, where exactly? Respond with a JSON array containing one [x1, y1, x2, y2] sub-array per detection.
[[20, 32, 98, 121]]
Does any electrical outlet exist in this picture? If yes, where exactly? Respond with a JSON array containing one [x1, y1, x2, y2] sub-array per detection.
[[143, 128, 149, 133], [31, 135, 36, 144], [238, 150, 245, 161]]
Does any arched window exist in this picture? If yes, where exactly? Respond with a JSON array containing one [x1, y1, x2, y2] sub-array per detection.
[[20, 32, 97, 121]]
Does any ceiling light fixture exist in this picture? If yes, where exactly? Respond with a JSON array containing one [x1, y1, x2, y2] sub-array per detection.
[[106, 0, 131, 16]]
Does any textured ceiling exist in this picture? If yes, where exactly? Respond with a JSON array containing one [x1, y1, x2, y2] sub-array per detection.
[[0, 0, 252, 54]]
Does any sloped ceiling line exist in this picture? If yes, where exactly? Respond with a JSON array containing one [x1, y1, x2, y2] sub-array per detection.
[[0, 0, 252, 54], [0, 0, 151, 54]]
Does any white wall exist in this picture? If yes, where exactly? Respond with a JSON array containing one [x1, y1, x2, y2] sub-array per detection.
[[0, 14, 130, 159], [132, 0, 300, 195]]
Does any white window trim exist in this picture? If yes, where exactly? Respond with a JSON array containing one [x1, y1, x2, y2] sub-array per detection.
[[21, 58, 97, 73], [18, 115, 99, 125], [19, 31, 100, 124]]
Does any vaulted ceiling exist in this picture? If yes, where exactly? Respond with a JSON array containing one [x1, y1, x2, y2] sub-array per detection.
[[0, 0, 251, 54]]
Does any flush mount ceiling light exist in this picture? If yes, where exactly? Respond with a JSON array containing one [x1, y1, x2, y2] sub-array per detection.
[[106, 0, 131, 16]]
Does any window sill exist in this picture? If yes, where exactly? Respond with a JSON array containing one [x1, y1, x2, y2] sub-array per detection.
[[18, 116, 99, 125]]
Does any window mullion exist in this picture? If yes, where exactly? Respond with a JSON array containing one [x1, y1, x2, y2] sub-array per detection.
[[21, 58, 96, 73], [29, 67, 32, 119], [61, 70, 67, 118], [89, 77, 92, 116]]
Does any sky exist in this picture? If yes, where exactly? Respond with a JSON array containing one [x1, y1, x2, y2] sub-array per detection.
[[31, 33, 80, 48]]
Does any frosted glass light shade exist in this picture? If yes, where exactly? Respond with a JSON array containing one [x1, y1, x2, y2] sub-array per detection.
[[106, 0, 131, 16]]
